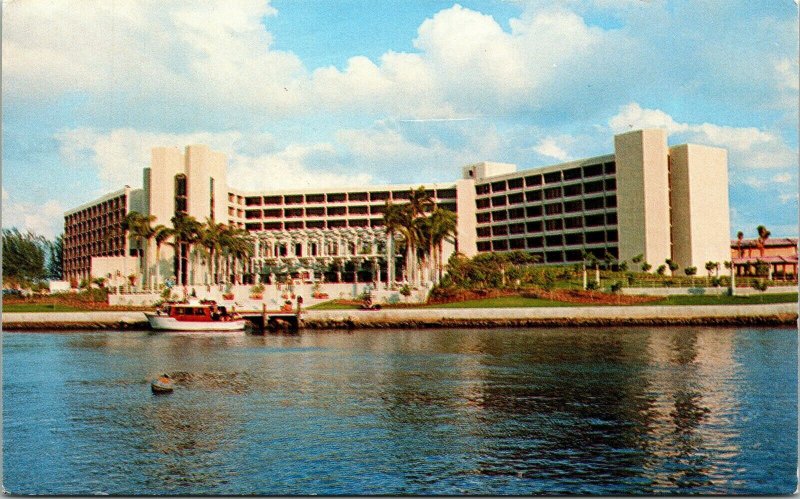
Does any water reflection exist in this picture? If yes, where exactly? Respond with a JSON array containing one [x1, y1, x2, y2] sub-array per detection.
[[3, 327, 796, 495]]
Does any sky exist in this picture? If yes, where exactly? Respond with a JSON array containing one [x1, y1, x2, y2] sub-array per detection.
[[2, 0, 798, 240]]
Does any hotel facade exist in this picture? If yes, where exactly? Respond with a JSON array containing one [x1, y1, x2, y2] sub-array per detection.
[[63, 128, 731, 287]]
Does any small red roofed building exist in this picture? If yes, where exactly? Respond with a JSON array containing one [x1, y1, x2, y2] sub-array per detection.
[[730, 237, 798, 280]]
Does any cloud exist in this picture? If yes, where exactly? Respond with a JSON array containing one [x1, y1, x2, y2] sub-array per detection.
[[532, 137, 571, 161], [609, 103, 797, 169], [2, 191, 64, 239]]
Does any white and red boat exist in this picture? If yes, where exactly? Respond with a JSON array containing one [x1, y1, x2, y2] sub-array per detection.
[[145, 300, 246, 332]]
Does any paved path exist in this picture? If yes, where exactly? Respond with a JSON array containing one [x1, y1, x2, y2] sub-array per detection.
[[3, 303, 796, 330]]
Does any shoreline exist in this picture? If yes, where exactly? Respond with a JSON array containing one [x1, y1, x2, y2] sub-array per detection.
[[2, 304, 797, 331]]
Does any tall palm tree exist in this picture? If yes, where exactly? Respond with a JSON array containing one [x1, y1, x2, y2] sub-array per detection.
[[383, 202, 406, 286], [427, 208, 457, 283], [122, 212, 156, 289], [736, 231, 744, 257], [756, 225, 771, 257], [170, 213, 202, 287], [199, 218, 226, 285], [152, 224, 172, 289]]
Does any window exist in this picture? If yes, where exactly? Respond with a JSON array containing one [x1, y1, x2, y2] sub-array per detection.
[[327, 193, 346, 203], [544, 203, 562, 215], [284, 195, 304, 204], [564, 200, 582, 213], [584, 197, 604, 211], [585, 214, 605, 227], [508, 193, 524, 205], [564, 184, 582, 197], [492, 225, 508, 236], [525, 190, 542, 202], [370, 191, 390, 202], [491, 195, 507, 207], [525, 174, 542, 187], [306, 194, 325, 203], [348, 205, 369, 215], [477, 227, 491, 237], [508, 207, 525, 219], [492, 210, 508, 221], [544, 171, 561, 184], [492, 240, 508, 251], [564, 216, 583, 229], [582, 164, 603, 177], [563, 167, 582, 181], [584, 180, 604, 193], [605, 195, 617, 208], [544, 187, 562, 199], [565, 233, 583, 246], [526, 221, 543, 233], [546, 251, 563, 263], [509, 238, 525, 249], [348, 192, 368, 202], [174, 174, 187, 214], [508, 178, 523, 189], [475, 184, 490, 195], [476, 198, 490, 209], [545, 219, 563, 231], [436, 188, 457, 199], [477, 241, 491, 251], [527, 236, 543, 248], [509, 222, 525, 234], [264, 196, 282, 205], [606, 212, 618, 225], [245, 196, 261, 206], [546, 235, 563, 247], [604, 161, 616, 174], [491, 181, 506, 192], [477, 212, 491, 223], [526, 205, 543, 217]]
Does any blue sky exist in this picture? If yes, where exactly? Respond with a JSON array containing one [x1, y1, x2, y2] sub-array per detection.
[[2, 0, 798, 239]]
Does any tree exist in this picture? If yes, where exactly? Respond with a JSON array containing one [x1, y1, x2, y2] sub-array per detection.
[[382, 202, 406, 285], [656, 264, 666, 276], [47, 234, 64, 280], [152, 225, 173, 289], [198, 218, 226, 285], [641, 261, 652, 272], [665, 258, 679, 274], [631, 254, 644, 264], [2, 228, 47, 286], [684, 266, 697, 284], [170, 213, 202, 287], [736, 231, 744, 257], [123, 211, 157, 289], [756, 225, 771, 257], [427, 208, 457, 283]]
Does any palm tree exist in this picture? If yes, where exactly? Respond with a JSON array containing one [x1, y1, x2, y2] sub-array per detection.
[[152, 224, 172, 289], [427, 208, 457, 283], [170, 213, 202, 287], [122, 212, 156, 289], [405, 187, 434, 284], [736, 231, 744, 257], [199, 218, 226, 285], [219, 225, 253, 284], [756, 225, 771, 257], [382, 202, 406, 286]]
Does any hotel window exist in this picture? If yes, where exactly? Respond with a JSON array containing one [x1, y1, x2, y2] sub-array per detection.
[[284, 195, 304, 204], [605, 195, 618, 208], [284, 208, 303, 218], [264, 196, 282, 205], [477, 213, 491, 223], [327, 206, 346, 216], [526, 220, 542, 232], [585, 214, 605, 227], [509, 238, 525, 249], [509, 222, 525, 234], [436, 189, 457, 199], [491, 195, 507, 207], [604, 178, 616, 191], [563, 167, 582, 181], [439, 202, 457, 212], [544, 187, 562, 199], [327, 193, 347, 203], [307, 220, 325, 229], [584, 197, 604, 211], [245, 196, 261, 206], [545, 219, 563, 231], [348, 205, 369, 215], [348, 192, 368, 202], [476, 198, 490, 209], [285, 221, 303, 230], [604, 162, 616, 174], [508, 207, 525, 220], [507, 193, 524, 205], [527, 236, 543, 248], [306, 194, 325, 203], [264, 209, 281, 218], [584, 180, 604, 193], [606, 230, 619, 242], [583, 164, 603, 177], [492, 240, 508, 251], [525, 190, 543, 203], [526, 205, 543, 217], [525, 174, 542, 187], [208, 177, 214, 220], [305, 207, 325, 217], [370, 205, 386, 215], [564, 216, 583, 229], [564, 200, 582, 213], [174, 174, 187, 214], [370, 191, 390, 201], [546, 234, 563, 247], [477, 241, 492, 251], [492, 210, 508, 221], [475, 184, 491, 195], [477, 227, 491, 237], [586, 231, 605, 244], [606, 212, 618, 225], [507, 178, 523, 190], [563, 184, 582, 197], [492, 225, 508, 236], [546, 251, 564, 263], [544, 203, 562, 216], [491, 181, 506, 192], [544, 172, 561, 184], [565, 233, 583, 246]]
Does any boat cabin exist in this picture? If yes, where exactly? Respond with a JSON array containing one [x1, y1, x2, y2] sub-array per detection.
[[157, 302, 235, 322]]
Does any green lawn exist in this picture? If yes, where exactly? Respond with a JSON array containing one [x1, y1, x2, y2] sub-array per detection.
[[647, 293, 798, 306], [307, 301, 360, 310], [426, 296, 578, 308], [3, 303, 84, 313]]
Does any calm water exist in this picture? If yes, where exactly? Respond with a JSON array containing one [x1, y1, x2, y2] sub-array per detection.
[[3, 327, 797, 495]]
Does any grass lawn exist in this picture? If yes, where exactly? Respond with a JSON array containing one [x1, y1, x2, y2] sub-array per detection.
[[307, 301, 360, 310], [647, 293, 798, 306], [426, 296, 578, 308], [3, 303, 85, 313]]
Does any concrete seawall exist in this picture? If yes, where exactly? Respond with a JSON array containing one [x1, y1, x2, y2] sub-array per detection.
[[2, 304, 797, 330]]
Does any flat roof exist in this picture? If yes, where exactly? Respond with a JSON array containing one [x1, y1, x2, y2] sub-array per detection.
[[228, 181, 459, 197], [64, 187, 130, 217], [473, 153, 616, 184]]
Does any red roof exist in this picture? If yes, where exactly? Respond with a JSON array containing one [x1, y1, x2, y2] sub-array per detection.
[[732, 255, 798, 264], [730, 237, 798, 248]]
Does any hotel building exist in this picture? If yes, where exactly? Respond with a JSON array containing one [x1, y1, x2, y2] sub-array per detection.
[[63, 128, 731, 286]]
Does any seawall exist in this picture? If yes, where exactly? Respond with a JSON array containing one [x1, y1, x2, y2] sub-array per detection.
[[2, 304, 797, 331]]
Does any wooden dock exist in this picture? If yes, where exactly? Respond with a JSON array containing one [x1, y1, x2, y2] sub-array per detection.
[[242, 304, 301, 334]]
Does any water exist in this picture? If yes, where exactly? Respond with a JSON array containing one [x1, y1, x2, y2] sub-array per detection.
[[3, 327, 797, 495]]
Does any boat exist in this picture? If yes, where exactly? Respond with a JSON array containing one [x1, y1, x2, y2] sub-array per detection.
[[151, 375, 174, 394], [145, 300, 246, 332]]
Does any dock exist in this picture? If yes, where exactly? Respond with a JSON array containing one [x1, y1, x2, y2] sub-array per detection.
[[242, 304, 301, 334]]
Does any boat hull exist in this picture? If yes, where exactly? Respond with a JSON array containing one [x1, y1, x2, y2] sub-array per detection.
[[145, 313, 246, 332]]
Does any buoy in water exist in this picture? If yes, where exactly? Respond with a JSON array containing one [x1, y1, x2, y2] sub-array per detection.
[[151, 374, 174, 394]]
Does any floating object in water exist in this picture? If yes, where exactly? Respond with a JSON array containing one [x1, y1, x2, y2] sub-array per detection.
[[151, 374, 174, 394], [146, 301, 245, 332]]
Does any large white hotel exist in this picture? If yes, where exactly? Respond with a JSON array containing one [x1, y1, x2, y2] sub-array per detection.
[[63, 128, 730, 286]]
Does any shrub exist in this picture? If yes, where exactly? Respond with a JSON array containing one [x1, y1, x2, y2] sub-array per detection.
[[656, 265, 666, 276], [250, 283, 265, 294], [610, 281, 623, 293], [641, 262, 652, 272], [399, 284, 412, 297], [586, 281, 599, 290], [752, 279, 769, 292]]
